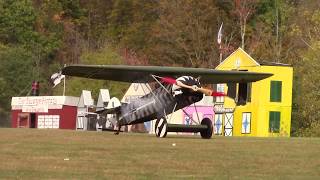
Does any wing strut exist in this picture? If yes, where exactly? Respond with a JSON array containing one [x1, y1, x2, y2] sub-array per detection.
[[144, 81, 165, 107], [151, 75, 171, 94], [193, 103, 201, 124], [181, 108, 199, 125], [168, 102, 178, 123], [144, 74, 175, 109]]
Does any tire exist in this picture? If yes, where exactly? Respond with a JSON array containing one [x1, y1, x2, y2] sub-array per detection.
[[155, 117, 168, 138], [200, 118, 213, 139]]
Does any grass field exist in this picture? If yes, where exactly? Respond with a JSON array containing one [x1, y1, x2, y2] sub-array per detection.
[[0, 128, 319, 179]]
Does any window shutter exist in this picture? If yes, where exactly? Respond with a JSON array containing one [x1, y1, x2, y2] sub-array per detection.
[[269, 111, 281, 133], [270, 81, 282, 102]]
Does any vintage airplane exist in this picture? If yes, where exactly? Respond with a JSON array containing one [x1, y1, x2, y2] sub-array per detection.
[[62, 65, 272, 139]]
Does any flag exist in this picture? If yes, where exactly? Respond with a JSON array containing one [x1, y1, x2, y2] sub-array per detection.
[[51, 72, 65, 88], [217, 22, 223, 44]]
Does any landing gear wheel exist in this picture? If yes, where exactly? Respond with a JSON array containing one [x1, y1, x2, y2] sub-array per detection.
[[155, 117, 168, 138], [200, 118, 213, 139]]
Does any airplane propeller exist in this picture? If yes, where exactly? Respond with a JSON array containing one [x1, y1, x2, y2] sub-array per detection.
[[161, 77, 225, 97]]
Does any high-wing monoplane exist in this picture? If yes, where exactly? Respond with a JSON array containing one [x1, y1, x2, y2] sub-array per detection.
[[62, 65, 272, 139]]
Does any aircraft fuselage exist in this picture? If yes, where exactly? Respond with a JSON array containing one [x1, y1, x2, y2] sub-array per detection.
[[118, 84, 203, 126]]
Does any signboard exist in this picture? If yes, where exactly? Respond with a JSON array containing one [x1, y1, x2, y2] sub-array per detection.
[[11, 96, 61, 106], [22, 105, 48, 113], [214, 104, 234, 113], [12, 96, 79, 110]]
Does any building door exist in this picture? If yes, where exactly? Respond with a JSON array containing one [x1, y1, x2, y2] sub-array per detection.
[[18, 113, 29, 128], [224, 113, 234, 136], [30, 113, 36, 128]]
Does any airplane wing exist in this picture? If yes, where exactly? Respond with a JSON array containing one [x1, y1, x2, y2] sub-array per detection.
[[62, 64, 272, 84]]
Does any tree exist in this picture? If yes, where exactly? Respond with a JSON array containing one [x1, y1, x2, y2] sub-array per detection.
[[53, 45, 129, 99], [0, 0, 37, 45], [106, 0, 159, 53], [148, 0, 226, 67], [289, 3, 320, 136], [294, 40, 320, 137], [79, 0, 113, 49], [232, 0, 257, 50], [247, 0, 296, 63], [0, 45, 34, 112]]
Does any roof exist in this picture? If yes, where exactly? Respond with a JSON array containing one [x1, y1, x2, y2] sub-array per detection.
[[121, 83, 151, 103], [259, 61, 292, 67], [216, 47, 260, 69]]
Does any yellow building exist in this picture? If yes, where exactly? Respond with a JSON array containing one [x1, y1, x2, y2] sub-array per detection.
[[214, 48, 293, 137]]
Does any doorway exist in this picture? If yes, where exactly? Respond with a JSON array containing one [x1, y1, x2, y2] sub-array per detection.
[[30, 113, 36, 128], [18, 113, 29, 128]]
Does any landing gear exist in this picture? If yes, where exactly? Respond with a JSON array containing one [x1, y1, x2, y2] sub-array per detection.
[[200, 118, 213, 139], [114, 126, 121, 135], [114, 121, 121, 135], [155, 117, 168, 138], [157, 118, 213, 139]]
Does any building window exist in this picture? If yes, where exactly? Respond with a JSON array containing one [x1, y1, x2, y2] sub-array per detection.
[[247, 83, 252, 102], [242, 112, 251, 134], [224, 113, 234, 136], [269, 111, 281, 133], [270, 81, 282, 102], [38, 115, 60, 129], [214, 114, 223, 135]]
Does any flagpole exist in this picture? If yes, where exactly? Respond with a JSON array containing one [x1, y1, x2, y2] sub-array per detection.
[[63, 64, 66, 96], [63, 76, 65, 96], [219, 44, 222, 63]]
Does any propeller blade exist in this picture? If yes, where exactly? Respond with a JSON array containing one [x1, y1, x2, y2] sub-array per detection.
[[160, 77, 225, 97], [161, 77, 196, 90], [161, 77, 198, 92], [160, 77, 177, 84], [196, 87, 226, 97], [211, 91, 226, 97]]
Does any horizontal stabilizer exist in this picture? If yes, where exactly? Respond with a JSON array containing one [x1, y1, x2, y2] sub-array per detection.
[[96, 106, 121, 115]]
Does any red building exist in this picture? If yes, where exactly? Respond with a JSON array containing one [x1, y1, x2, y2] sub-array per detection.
[[11, 96, 79, 129]]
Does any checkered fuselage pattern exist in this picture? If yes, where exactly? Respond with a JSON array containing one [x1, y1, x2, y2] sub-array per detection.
[[119, 83, 203, 126]]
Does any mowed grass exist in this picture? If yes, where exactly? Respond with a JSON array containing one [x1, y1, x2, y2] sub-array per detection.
[[0, 129, 319, 179]]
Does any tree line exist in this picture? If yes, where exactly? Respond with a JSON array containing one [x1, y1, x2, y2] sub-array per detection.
[[0, 0, 319, 136]]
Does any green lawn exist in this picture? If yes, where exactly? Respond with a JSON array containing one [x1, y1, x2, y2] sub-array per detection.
[[0, 128, 319, 179]]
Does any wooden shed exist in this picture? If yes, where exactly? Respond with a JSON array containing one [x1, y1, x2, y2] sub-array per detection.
[[11, 96, 79, 129]]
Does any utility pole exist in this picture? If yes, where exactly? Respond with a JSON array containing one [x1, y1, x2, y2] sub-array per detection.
[[275, 0, 280, 63]]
